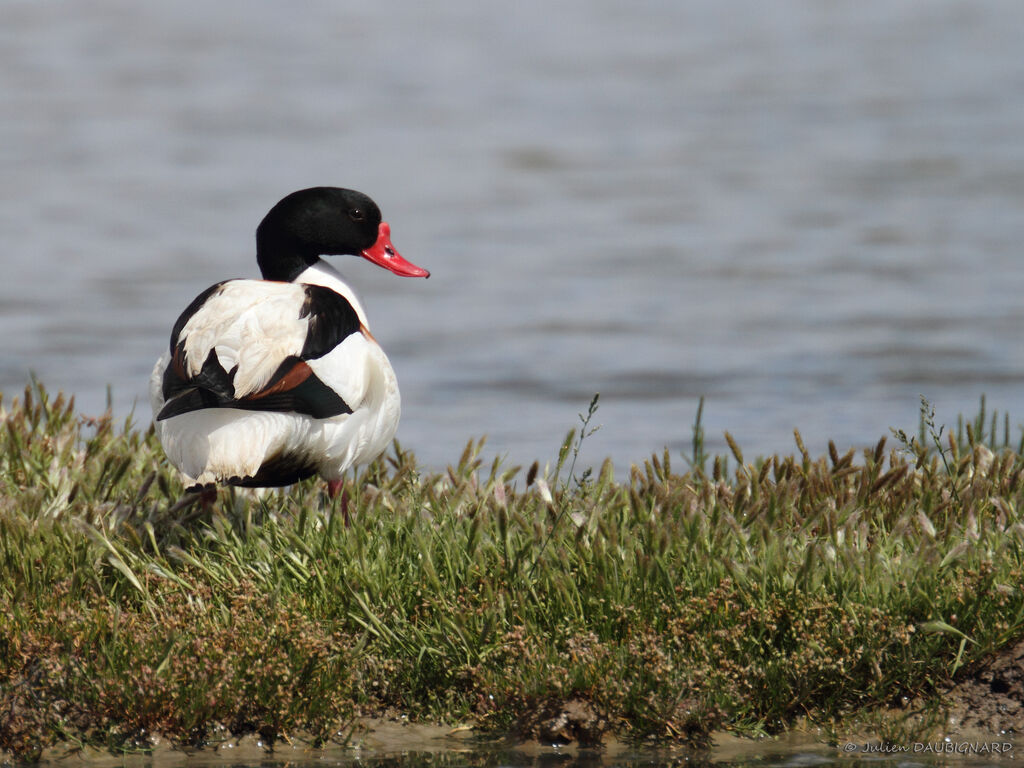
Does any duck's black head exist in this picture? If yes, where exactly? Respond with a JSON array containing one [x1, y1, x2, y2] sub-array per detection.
[[255, 187, 429, 282]]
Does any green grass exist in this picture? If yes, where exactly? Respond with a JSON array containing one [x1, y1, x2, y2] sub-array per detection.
[[2, 383, 1024, 759]]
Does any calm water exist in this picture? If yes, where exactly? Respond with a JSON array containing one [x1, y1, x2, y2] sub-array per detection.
[[3, 1, 1024, 472]]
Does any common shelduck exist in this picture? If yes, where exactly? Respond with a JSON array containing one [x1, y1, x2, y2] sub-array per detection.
[[149, 186, 429, 496]]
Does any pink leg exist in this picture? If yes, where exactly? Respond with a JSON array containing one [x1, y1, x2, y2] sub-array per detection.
[[327, 479, 351, 526], [172, 483, 218, 520], [199, 484, 218, 509]]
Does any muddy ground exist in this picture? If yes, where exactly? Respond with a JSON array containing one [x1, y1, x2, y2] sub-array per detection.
[[946, 637, 1024, 737]]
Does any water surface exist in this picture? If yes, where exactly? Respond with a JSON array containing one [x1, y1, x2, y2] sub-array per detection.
[[3, 1, 1024, 471]]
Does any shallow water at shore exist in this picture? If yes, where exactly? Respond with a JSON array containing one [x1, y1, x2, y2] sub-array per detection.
[[19, 729, 1022, 768], [16, 716, 1022, 768], [3, 1, 1024, 472]]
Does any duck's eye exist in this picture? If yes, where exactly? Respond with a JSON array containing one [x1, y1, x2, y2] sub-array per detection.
[[349, 208, 365, 221]]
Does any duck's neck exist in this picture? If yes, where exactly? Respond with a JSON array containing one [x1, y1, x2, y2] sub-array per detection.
[[256, 241, 312, 283], [294, 260, 371, 328]]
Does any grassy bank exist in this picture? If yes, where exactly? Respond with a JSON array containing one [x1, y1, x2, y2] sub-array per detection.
[[2, 384, 1024, 759]]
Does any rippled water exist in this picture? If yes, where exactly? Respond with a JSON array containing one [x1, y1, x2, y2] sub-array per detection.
[[3, 0, 1024, 472]]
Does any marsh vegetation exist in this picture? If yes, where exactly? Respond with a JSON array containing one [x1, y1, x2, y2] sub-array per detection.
[[2, 385, 1023, 760]]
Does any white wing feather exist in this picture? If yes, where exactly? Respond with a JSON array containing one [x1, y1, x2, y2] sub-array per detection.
[[179, 281, 309, 397]]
